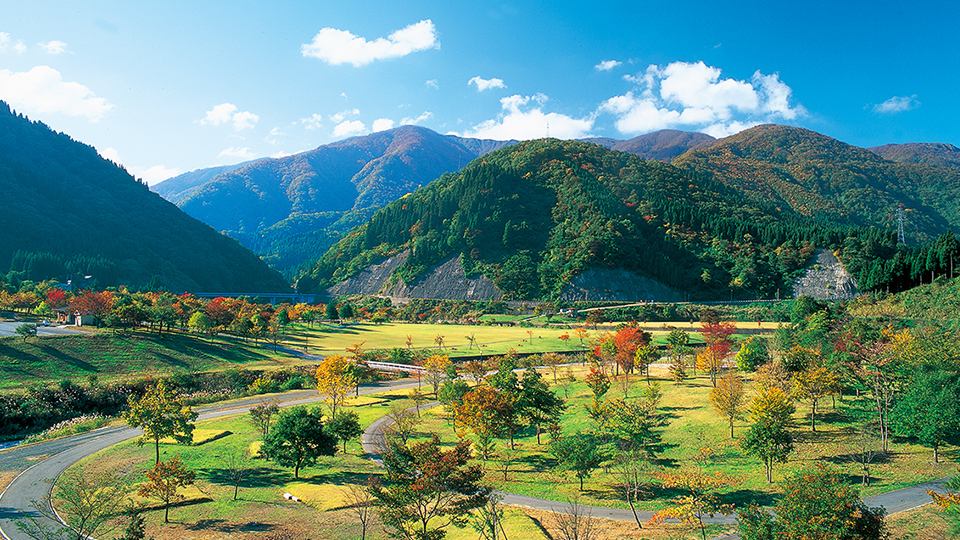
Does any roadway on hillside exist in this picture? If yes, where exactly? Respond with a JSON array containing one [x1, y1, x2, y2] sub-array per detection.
[[0, 380, 420, 540]]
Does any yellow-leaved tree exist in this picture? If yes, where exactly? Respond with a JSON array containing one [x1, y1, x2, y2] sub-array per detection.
[[316, 354, 357, 420]]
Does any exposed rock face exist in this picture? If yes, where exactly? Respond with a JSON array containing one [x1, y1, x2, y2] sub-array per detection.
[[792, 248, 859, 300], [326, 251, 409, 296], [326, 253, 503, 301], [560, 268, 684, 302]]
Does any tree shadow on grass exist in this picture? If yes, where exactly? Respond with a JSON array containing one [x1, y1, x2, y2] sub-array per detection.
[[721, 489, 778, 508], [200, 466, 292, 488], [822, 451, 892, 466], [186, 519, 279, 533]]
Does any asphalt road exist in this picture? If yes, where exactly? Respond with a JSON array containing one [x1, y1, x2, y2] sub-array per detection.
[[0, 380, 420, 540], [0, 322, 84, 338]]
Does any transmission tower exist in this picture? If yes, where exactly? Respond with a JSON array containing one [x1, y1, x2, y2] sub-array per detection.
[[896, 204, 906, 245]]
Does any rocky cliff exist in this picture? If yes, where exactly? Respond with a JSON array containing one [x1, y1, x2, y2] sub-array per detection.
[[792, 249, 859, 300]]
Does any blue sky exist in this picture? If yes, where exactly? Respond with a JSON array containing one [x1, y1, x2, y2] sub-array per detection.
[[1, 0, 956, 184]]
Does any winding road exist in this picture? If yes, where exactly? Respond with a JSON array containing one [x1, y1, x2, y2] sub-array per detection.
[[1, 380, 955, 540]]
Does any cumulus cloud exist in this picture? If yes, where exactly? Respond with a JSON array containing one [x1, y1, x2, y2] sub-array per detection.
[[468, 76, 506, 91], [459, 93, 593, 140], [333, 120, 367, 137], [425, 79, 439, 89], [873, 95, 920, 114], [0, 33, 25, 54], [200, 103, 259, 131], [135, 165, 183, 185], [595, 60, 622, 71], [14, 40, 26, 54], [38, 40, 68, 54], [0, 65, 113, 121], [330, 108, 360, 123], [301, 19, 439, 67], [600, 60, 804, 136], [401, 111, 432, 125], [219, 146, 256, 159], [372, 118, 395, 132], [265, 127, 284, 144], [300, 113, 323, 130], [99, 147, 123, 164]]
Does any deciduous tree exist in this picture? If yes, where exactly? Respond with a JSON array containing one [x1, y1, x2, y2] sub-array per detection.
[[328, 410, 363, 454], [15, 467, 130, 540], [122, 380, 197, 464], [741, 387, 794, 482], [138, 456, 196, 523], [890, 369, 960, 464], [260, 406, 337, 478], [792, 364, 841, 432], [710, 372, 745, 438], [550, 431, 605, 491], [370, 435, 490, 540], [316, 354, 358, 420]]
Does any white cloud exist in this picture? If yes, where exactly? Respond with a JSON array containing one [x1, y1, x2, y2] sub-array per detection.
[[468, 76, 506, 91], [271, 150, 292, 158], [301, 19, 439, 67], [400, 111, 432, 125], [330, 108, 360, 123], [873, 95, 920, 114], [231, 110, 259, 130], [600, 61, 804, 136], [38, 40, 68, 54], [0, 65, 113, 121], [14, 40, 25, 54], [333, 120, 367, 137], [219, 147, 256, 159], [595, 60, 622, 71], [460, 93, 593, 140], [265, 127, 283, 144], [300, 113, 323, 130], [200, 103, 259, 131], [372, 118, 395, 132], [99, 147, 123, 164], [135, 164, 183, 185], [425, 79, 439, 89], [0, 33, 9, 51]]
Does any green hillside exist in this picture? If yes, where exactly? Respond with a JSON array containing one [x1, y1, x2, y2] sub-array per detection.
[[298, 138, 896, 300], [0, 102, 290, 292], [672, 125, 960, 242]]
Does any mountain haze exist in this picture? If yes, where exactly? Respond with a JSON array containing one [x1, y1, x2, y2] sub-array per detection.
[[0, 102, 289, 292]]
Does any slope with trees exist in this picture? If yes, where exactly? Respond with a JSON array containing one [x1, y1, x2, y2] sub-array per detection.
[[0, 101, 289, 292]]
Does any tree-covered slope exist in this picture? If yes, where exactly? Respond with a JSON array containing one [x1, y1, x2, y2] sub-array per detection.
[[298, 139, 879, 300], [869, 142, 960, 168], [0, 102, 289, 292], [168, 126, 515, 274], [671, 125, 960, 243], [151, 160, 259, 203]]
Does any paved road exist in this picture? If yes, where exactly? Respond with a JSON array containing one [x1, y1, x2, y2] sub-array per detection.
[[0, 322, 83, 338], [0, 379, 421, 540]]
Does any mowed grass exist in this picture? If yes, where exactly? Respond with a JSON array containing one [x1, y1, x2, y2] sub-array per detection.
[[404, 364, 957, 513], [279, 320, 740, 357], [0, 332, 305, 391]]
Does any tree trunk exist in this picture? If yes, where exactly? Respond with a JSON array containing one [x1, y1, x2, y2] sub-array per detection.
[[155, 439, 160, 465], [934, 445, 939, 464], [729, 419, 734, 439]]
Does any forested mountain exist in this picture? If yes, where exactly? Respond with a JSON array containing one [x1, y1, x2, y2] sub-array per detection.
[[155, 126, 516, 274], [152, 127, 716, 275], [299, 132, 960, 301], [869, 142, 960, 168], [671, 125, 960, 243], [0, 102, 289, 292], [152, 159, 260, 203], [297, 139, 849, 300]]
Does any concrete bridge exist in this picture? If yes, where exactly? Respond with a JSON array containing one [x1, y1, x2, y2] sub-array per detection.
[[192, 292, 319, 305]]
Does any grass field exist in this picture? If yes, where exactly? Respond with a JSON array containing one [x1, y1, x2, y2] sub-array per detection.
[[0, 332, 306, 391], [59, 360, 959, 539]]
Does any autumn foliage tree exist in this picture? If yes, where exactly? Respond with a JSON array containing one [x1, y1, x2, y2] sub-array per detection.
[[741, 387, 795, 482], [710, 372, 745, 438], [649, 447, 735, 540], [697, 321, 736, 386], [316, 354, 358, 420], [792, 364, 841, 432], [138, 456, 196, 523], [370, 435, 490, 540]]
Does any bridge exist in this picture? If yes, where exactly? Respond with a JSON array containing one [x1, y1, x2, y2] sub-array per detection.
[[192, 292, 319, 305]]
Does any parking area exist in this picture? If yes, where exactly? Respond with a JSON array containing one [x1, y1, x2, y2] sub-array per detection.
[[0, 321, 85, 338]]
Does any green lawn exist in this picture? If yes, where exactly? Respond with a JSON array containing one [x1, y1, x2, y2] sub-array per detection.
[[0, 332, 303, 391]]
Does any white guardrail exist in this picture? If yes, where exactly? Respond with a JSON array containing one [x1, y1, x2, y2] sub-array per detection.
[[365, 361, 426, 373]]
